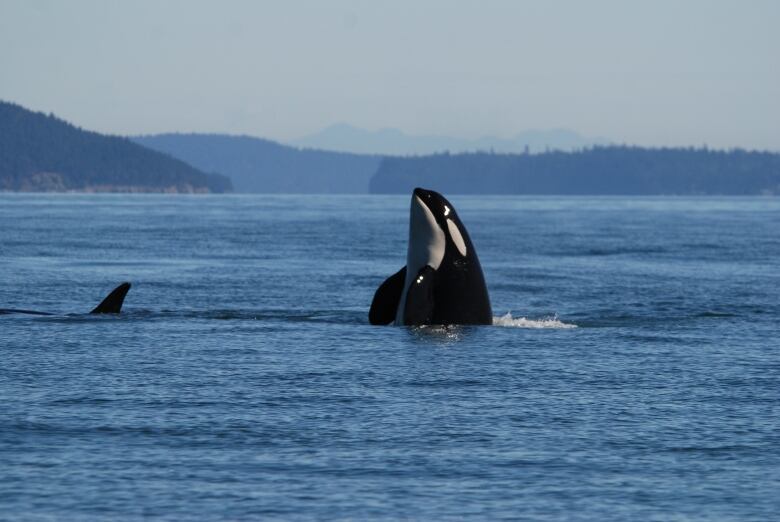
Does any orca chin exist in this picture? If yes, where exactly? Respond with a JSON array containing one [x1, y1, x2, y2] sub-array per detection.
[[369, 188, 492, 326], [0, 282, 132, 316]]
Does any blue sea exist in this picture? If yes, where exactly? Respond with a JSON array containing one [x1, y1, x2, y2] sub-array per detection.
[[1, 194, 779, 521]]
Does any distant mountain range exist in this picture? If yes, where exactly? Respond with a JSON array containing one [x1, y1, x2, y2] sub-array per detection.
[[293, 123, 606, 155], [370, 148, 780, 195], [0, 101, 231, 193], [133, 134, 380, 193], [3, 100, 779, 196]]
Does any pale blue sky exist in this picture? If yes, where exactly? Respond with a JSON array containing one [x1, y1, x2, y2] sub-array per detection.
[[1, 0, 778, 149]]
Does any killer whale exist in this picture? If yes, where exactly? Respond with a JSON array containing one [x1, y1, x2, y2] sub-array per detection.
[[369, 188, 492, 326], [0, 282, 132, 316]]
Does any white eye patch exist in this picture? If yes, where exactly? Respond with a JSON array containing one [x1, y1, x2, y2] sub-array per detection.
[[446, 218, 467, 257]]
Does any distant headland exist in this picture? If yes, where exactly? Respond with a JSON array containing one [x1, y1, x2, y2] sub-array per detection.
[[0, 101, 231, 193], [369, 148, 780, 196], [133, 133, 381, 194]]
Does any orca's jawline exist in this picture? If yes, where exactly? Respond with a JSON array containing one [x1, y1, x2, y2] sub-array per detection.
[[395, 193, 446, 324]]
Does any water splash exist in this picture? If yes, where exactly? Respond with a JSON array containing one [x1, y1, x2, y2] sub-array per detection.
[[493, 312, 577, 329]]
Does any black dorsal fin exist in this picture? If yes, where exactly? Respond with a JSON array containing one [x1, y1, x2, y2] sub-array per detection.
[[90, 282, 131, 314], [369, 267, 406, 325]]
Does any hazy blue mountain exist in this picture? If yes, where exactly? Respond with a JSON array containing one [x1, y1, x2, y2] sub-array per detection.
[[134, 134, 381, 193], [0, 101, 231, 193], [292, 123, 605, 155], [370, 147, 780, 195]]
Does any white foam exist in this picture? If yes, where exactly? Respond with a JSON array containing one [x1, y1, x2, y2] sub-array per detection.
[[493, 312, 577, 329]]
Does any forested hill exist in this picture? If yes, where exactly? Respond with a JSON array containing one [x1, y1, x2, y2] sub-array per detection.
[[370, 147, 780, 195], [0, 101, 231, 193], [133, 134, 382, 193]]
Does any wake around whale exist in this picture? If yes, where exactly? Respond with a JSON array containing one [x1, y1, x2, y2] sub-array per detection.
[[369, 188, 492, 326], [0, 282, 131, 316]]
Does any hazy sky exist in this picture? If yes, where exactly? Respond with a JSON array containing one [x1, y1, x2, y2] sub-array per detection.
[[1, 0, 778, 149]]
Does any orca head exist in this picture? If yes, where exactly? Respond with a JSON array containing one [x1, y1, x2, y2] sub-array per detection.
[[394, 188, 484, 325], [409, 188, 469, 266]]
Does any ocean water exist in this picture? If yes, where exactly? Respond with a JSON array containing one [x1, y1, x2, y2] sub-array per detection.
[[1, 193, 779, 521]]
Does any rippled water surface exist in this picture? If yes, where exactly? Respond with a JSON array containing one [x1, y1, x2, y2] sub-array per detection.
[[1, 194, 779, 520]]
